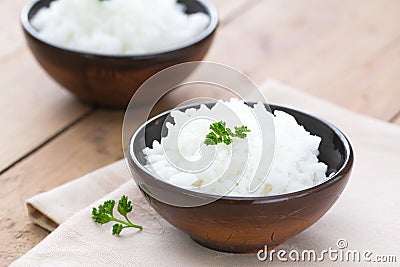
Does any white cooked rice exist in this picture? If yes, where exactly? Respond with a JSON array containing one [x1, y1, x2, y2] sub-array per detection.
[[143, 99, 328, 197], [31, 0, 210, 55]]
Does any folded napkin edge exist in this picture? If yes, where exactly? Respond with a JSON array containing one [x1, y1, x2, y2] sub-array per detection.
[[26, 201, 58, 232]]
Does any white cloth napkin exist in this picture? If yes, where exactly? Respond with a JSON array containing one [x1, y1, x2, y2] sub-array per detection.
[[12, 81, 400, 266]]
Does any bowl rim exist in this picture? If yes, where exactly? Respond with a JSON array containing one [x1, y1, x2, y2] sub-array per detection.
[[128, 102, 354, 203], [20, 0, 219, 59]]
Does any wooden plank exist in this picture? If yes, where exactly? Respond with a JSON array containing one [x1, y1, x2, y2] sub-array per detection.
[[0, 0, 27, 59], [0, 49, 91, 173], [210, 0, 256, 24], [0, 110, 124, 264], [206, 0, 400, 120]]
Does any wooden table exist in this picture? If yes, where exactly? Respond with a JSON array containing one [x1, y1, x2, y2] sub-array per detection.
[[1, 0, 399, 264]]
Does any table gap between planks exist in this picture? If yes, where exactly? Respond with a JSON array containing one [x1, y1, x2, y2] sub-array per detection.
[[0, 0, 399, 264]]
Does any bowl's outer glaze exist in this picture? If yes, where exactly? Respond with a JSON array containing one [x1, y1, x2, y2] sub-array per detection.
[[21, 0, 218, 108], [128, 103, 354, 253]]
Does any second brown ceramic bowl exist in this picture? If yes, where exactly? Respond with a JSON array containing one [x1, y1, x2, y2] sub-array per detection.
[[127, 103, 354, 253], [21, 0, 218, 108]]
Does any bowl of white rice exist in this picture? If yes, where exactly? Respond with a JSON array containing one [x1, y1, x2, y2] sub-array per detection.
[[21, 0, 218, 108], [127, 100, 354, 253]]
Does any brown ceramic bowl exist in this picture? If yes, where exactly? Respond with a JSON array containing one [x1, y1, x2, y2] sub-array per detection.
[[21, 0, 218, 109], [127, 103, 353, 253]]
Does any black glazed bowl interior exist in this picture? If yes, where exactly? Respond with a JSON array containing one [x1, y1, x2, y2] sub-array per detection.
[[127, 103, 354, 253], [21, 0, 219, 108]]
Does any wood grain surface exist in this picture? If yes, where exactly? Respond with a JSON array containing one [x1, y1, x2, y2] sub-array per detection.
[[0, 0, 399, 265]]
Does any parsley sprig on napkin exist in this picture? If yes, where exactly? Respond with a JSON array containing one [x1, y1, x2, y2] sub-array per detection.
[[92, 195, 142, 235]]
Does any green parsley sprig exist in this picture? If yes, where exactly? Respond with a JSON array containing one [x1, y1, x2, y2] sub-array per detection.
[[204, 121, 251, 146], [92, 195, 142, 235]]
